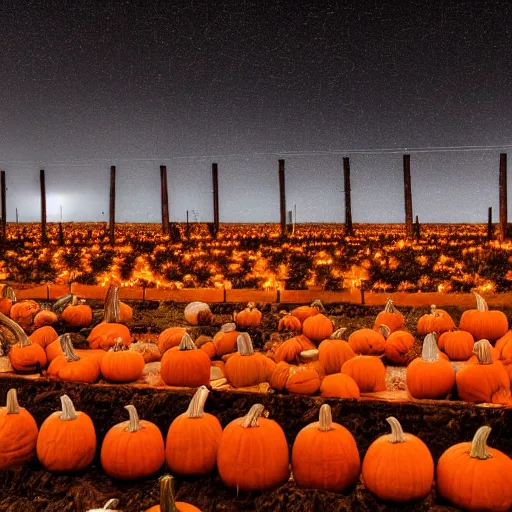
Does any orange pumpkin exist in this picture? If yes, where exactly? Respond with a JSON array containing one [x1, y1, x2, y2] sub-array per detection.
[[348, 328, 386, 356], [318, 328, 356, 374], [291, 299, 324, 325], [101, 404, 165, 480], [437, 426, 512, 511], [320, 373, 360, 399], [33, 308, 59, 328], [285, 366, 321, 395], [100, 340, 145, 382], [292, 404, 360, 491], [87, 322, 131, 350], [144, 474, 202, 512], [437, 330, 474, 360], [36, 395, 96, 471], [0, 285, 15, 316], [10, 299, 40, 328], [496, 330, 512, 364], [459, 291, 509, 341], [160, 333, 211, 387], [384, 330, 415, 365], [224, 333, 275, 388], [273, 334, 316, 363], [61, 295, 93, 328], [362, 416, 434, 502], [417, 305, 456, 335], [373, 298, 404, 333], [212, 323, 240, 356], [165, 386, 222, 475], [270, 361, 292, 391], [341, 355, 386, 392], [0, 388, 39, 469], [302, 313, 334, 343], [158, 326, 188, 354], [277, 310, 302, 334], [234, 302, 262, 328], [29, 325, 59, 348], [406, 333, 456, 399], [456, 339, 511, 404], [217, 404, 290, 491]]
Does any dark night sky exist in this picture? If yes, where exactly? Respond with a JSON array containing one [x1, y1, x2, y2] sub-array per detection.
[[0, 1, 511, 223]]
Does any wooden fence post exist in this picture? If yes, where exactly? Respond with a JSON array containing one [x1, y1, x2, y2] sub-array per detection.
[[160, 165, 170, 235], [109, 165, 116, 245], [415, 215, 420, 241], [0, 170, 6, 240], [487, 206, 493, 241], [40, 169, 47, 243], [279, 159, 286, 238], [212, 163, 219, 237], [403, 155, 413, 239], [499, 153, 507, 242], [343, 157, 353, 234]]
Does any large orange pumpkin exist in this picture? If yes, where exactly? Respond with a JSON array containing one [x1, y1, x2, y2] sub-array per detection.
[[318, 328, 356, 374], [100, 340, 145, 382], [165, 386, 222, 475], [406, 333, 455, 399], [373, 298, 404, 333], [101, 404, 165, 480], [348, 328, 386, 356], [144, 474, 202, 512], [437, 426, 512, 511], [37, 395, 96, 471], [384, 330, 415, 365], [341, 355, 386, 392], [437, 330, 474, 361], [362, 416, 434, 502], [292, 404, 360, 492], [302, 313, 334, 343], [459, 291, 509, 341], [320, 373, 360, 399], [28, 325, 58, 348], [417, 304, 455, 335], [87, 322, 131, 350], [217, 404, 290, 491], [61, 295, 93, 328], [0, 388, 39, 469], [9, 299, 40, 329]]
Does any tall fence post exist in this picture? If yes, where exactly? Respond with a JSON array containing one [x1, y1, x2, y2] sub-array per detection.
[[0, 170, 6, 240], [499, 153, 507, 242], [487, 206, 493, 241], [415, 215, 420, 241], [212, 162, 219, 237], [279, 159, 286, 237], [160, 165, 170, 235], [343, 157, 353, 234], [109, 165, 116, 245], [403, 155, 413, 239], [40, 169, 47, 243]]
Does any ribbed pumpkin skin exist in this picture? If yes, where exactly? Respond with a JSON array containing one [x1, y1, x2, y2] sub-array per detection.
[[374, 310, 404, 333], [406, 358, 455, 399], [417, 309, 455, 335], [437, 330, 474, 361], [285, 367, 321, 395], [318, 338, 356, 374], [362, 430, 434, 502], [292, 421, 360, 491], [10, 343, 47, 372], [101, 420, 165, 480], [213, 329, 240, 356], [341, 356, 386, 392], [160, 349, 211, 387], [0, 406, 39, 469], [348, 328, 386, 356], [165, 413, 222, 475], [384, 331, 414, 365], [320, 373, 360, 399], [274, 336, 315, 363], [225, 353, 275, 388], [61, 304, 93, 328], [100, 350, 145, 382], [157, 327, 188, 354], [10, 300, 39, 328], [29, 326, 59, 348], [459, 310, 509, 341], [302, 314, 334, 343], [217, 416, 290, 491], [437, 441, 512, 511], [87, 322, 131, 350]]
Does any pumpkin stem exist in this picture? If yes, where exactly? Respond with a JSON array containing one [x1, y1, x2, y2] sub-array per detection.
[[318, 404, 334, 432], [386, 416, 406, 443], [330, 327, 347, 339], [159, 474, 180, 512], [300, 349, 318, 361], [1, 285, 16, 301], [472, 339, 493, 365], [59, 395, 78, 421], [60, 334, 80, 362], [421, 333, 439, 362], [469, 426, 493, 460], [473, 291, 489, 312], [71, 294, 79, 306], [278, 310, 290, 317], [236, 332, 255, 356], [104, 284, 121, 323], [383, 298, 399, 314], [6, 388, 20, 414], [124, 404, 141, 432], [247, 302, 255, 310], [241, 404, 265, 428], [102, 499, 120, 509], [185, 385, 209, 418], [112, 337, 124, 352], [430, 304, 442, 317], [220, 322, 236, 333], [310, 299, 325, 312], [179, 333, 198, 351], [0, 311, 32, 348], [379, 324, 391, 339]]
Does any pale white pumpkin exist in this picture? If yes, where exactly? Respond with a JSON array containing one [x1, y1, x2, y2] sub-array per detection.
[[184, 301, 213, 325]]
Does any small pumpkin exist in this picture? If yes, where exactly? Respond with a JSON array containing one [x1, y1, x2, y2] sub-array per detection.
[[212, 323, 240, 356], [9, 299, 40, 328], [101, 404, 165, 480], [437, 426, 512, 512], [158, 326, 188, 354], [437, 330, 474, 361], [285, 365, 321, 395], [144, 474, 202, 512], [373, 298, 404, 333], [100, 339, 146, 382], [318, 328, 356, 374], [320, 373, 360, 399], [0, 388, 39, 469], [61, 295, 93, 328], [348, 327, 386, 356], [292, 404, 360, 492], [37, 394, 96, 471], [417, 304, 456, 335], [217, 404, 290, 491], [459, 291, 509, 341], [406, 333, 456, 399], [291, 299, 323, 325], [302, 312, 334, 343], [0, 285, 15, 316], [234, 302, 262, 328], [341, 355, 386, 393], [33, 307, 59, 328], [165, 386, 222, 475], [362, 416, 434, 502], [29, 325, 59, 348], [273, 334, 316, 363], [224, 333, 275, 388], [277, 310, 302, 334], [384, 329, 415, 365], [184, 301, 213, 325], [456, 339, 511, 404], [160, 333, 211, 387]]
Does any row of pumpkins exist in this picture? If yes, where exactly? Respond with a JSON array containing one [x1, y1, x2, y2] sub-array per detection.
[[1, 386, 511, 511]]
